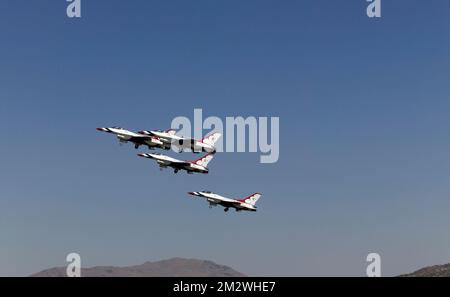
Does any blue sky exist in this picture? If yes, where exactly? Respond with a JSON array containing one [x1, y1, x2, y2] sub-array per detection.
[[0, 0, 449, 276]]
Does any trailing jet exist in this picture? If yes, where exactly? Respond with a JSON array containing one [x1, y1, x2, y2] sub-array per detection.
[[96, 126, 168, 150], [138, 129, 221, 153], [188, 191, 262, 212], [137, 152, 215, 174]]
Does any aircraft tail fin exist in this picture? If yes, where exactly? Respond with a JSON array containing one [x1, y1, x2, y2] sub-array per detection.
[[201, 132, 222, 146], [192, 153, 215, 167], [239, 193, 262, 206]]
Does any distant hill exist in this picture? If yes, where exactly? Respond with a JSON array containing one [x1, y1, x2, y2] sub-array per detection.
[[31, 257, 246, 277], [399, 263, 450, 277]]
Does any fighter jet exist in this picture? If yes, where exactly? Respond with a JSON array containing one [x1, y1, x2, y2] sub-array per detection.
[[138, 129, 221, 153], [137, 152, 215, 174], [188, 191, 262, 212], [96, 126, 168, 150]]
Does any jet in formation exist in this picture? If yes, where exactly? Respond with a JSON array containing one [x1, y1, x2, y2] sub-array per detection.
[[96, 126, 168, 150], [97, 127, 221, 153], [137, 152, 215, 174], [188, 191, 262, 212], [139, 129, 221, 153]]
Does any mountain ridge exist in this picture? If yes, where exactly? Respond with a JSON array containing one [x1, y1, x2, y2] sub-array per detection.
[[399, 263, 450, 277], [31, 257, 246, 277]]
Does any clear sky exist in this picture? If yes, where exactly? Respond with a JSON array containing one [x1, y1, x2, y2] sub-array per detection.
[[1, 0, 449, 276]]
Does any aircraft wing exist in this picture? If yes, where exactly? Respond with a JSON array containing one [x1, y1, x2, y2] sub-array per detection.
[[155, 135, 175, 143], [138, 153, 158, 160], [166, 137, 196, 146], [188, 192, 239, 204], [139, 130, 181, 142], [128, 134, 154, 141], [137, 153, 188, 165], [127, 134, 165, 146], [97, 128, 149, 138]]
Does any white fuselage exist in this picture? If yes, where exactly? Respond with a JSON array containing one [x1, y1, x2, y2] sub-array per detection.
[[139, 153, 209, 174], [97, 127, 164, 148], [108, 127, 142, 139], [189, 191, 257, 211], [150, 131, 216, 153]]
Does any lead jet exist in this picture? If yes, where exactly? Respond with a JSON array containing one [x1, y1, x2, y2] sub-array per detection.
[[137, 152, 215, 174], [96, 126, 167, 150], [138, 129, 221, 153], [188, 191, 262, 212]]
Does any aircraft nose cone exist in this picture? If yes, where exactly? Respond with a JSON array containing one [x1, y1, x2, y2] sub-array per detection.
[[137, 153, 145, 157], [96, 127, 104, 131]]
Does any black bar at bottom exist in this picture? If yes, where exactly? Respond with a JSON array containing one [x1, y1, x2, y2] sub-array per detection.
[[3, 277, 450, 296]]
